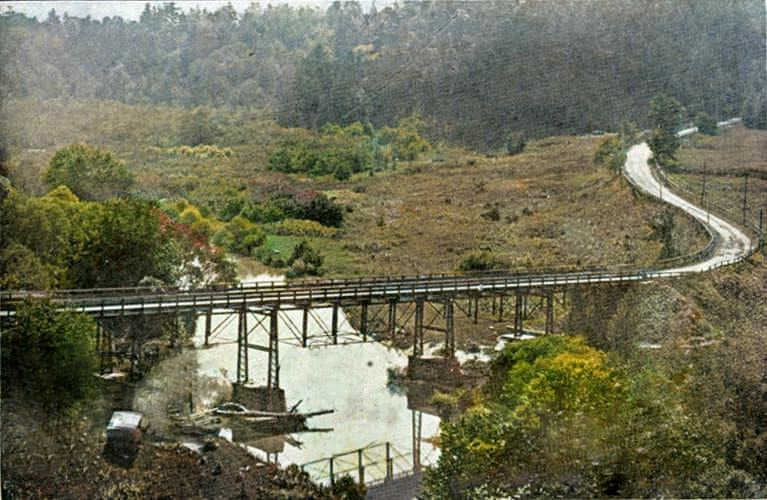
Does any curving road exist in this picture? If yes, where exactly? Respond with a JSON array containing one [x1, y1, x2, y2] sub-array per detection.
[[623, 142, 752, 274]]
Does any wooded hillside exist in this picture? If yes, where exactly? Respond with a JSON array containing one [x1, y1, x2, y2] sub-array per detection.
[[1, 1, 764, 149]]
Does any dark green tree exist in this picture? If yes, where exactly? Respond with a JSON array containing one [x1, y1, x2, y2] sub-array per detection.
[[648, 95, 685, 167], [693, 111, 718, 135], [287, 240, 323, 277], [1, 300, 97, 412], [505, 131, 526, 155], [43, 144, 134, 200]]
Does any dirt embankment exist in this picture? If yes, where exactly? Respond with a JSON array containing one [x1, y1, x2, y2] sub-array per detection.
[[1, 394, 333, 499]]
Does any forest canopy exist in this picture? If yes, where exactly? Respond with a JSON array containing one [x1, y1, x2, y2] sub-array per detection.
[[0, 1, 764, 149]]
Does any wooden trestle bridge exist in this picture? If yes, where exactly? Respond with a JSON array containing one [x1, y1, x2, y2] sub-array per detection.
[[0, 262, 737, 389]]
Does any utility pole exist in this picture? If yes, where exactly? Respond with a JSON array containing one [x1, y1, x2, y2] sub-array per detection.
[[742, 173, 749, 226], [700, 161, 707, 207], [759, 208, 765, 253]]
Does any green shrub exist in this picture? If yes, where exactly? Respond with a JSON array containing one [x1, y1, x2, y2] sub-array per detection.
[[179, 206, 203, 225], [274, 218, 338, 238], [459, 251, 507, 272], [286, 240, 323, 277], [693, 112, 718, 135], [593, 136, 626, 172], [242, 191, 344, 228], [481, 207, 501, 221], [213, 216, 265, 256], [505, 131, 526, 155]]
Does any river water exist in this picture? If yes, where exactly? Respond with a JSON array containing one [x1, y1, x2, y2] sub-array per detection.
[[186, 275, 442, 479]]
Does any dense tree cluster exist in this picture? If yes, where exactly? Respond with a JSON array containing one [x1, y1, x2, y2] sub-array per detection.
[[1, 301, 98, 412], [268, 120, 429, 180], [0, 180, 233, 289], [241, 190, 345, 228], [1, 1, 763, 149], [425, 335, 765, 498]]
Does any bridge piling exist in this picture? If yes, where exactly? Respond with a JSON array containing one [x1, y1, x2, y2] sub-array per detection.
[[204, 309, 212, 347], [357, 449, 365, 485], [236, 307, 248, 385], [267, 308, 280, 390], [331, 302, 339, 345], [514, 294, 523, 334], [301, 306, 309, 347], [545, 292, 554, 334], [413, 299, 424, 357], [444, 299, 455, 357], [388, 300, 397, 341], [360, 302, 369, 342]]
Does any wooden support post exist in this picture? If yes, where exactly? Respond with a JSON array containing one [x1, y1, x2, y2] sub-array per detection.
[[522, 295, 528, 320], [545, 293, 554, 334], [95, 322, 102, 368], [445, 299, 455, 357], [103, 325, 112, 373], [514, 294, 523, 334], [204, 309, 212, 347], [236, 308, 248, 385], [329, 456, 335, 487], [473, 296, 479, 324], [492, 296, 497, 316], [301, 306, 309, 348], [357, 449, 365, 485], [385, 442, 393, 481], [413, 299, 424, 357], [129, 323, 138, 380], [268, 308, 279, 390], [498, 294, 504, 321], [331, 302, 339, 345], [360, 302, 369, 342], [388, 300, 397, 340]]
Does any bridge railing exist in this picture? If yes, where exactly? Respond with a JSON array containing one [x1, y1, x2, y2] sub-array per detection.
[[300, 441, 413, 487]]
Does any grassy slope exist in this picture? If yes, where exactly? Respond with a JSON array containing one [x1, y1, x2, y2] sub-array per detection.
[[3, 98, 707, 279], [334, 136, 707, 275], [675, 125, 767, 232]]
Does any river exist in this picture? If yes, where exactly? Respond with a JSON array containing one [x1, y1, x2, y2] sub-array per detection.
[[182, 274, 442, 481]]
